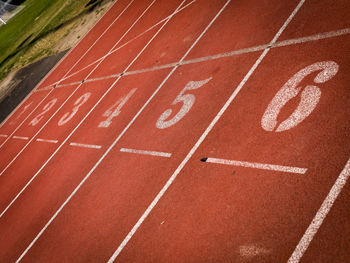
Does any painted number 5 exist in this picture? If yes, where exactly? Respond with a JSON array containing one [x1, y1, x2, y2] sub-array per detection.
[[156, 77, 212, 129], [261, 61, 339, 132]]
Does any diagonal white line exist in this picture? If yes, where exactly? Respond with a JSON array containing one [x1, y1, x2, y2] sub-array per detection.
[[288, 158, 350, 262]]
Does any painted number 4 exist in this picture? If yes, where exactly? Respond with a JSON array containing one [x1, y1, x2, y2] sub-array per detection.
[[156, 77, 212, 129], [261, 61, 339, 132], [98, 88, 137, 128]]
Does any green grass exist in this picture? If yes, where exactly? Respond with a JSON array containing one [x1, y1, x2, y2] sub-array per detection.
[[0, 0, 105, 80]]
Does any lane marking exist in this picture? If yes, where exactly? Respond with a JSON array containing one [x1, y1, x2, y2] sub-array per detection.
[[288, 158, 350, 263], [36, 138, 58, 144], [13, 136, 29, 140], [36, 26, 350, 92], [203, 157, 307, 174], [42, 0, 197, 89], [15, 1, 227, 261], [274, 27, 350, 48], [108, 0, 306, 261], [120, 148, 171, 158], [0, 0, 139, 178], [0, 134, 8, 138], [70, 142, 102, 149]]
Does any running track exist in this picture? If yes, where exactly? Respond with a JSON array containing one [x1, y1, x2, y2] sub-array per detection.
[[0, 0, 350, 262]]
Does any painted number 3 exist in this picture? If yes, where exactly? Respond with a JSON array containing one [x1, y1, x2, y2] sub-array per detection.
[[261, 61, 339, 132], [58, 92, 91, 126], [156, 77, 212, 129]]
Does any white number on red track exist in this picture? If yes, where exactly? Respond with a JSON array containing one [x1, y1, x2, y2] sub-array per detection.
[[29, 99, 57, 126], [58, 92, 91, 126], [261, 61, 339, 132], [10, 102, 33, 125], [156, 77, 212, 129], [98, 88, 137, 128]]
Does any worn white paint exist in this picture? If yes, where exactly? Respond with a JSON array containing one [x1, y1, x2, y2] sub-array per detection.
[[29, 98, 57, 127], [261, 61, 339, 132], [99, 88, 137, 128], [206, 157, 307, 174], [69, 142, 102, 149], [58, 92, 91, 126], [13, 136, 29, 140], [120, 148, 171, 157], [156, 77, 212, 129], [36, 138, 58, 144]]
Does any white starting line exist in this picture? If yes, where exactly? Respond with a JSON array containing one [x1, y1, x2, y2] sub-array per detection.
[[36, 138, 59, 144], [69, 142, 102, 149], [0, 134, 8, 138], [203, 157, 307, 174], [120, 148, 172, 158], [13, 136, 29, 141]]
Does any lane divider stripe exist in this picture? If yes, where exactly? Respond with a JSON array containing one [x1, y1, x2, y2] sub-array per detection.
[[120, 148, 171, 157], [69, 142, 102, 149], [36, 138, 59, 144], [204, 157, 307, 174], [13, 136, 29, 140]]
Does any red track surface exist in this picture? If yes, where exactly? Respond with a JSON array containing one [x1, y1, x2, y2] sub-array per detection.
[[0, 0, 349, 262]]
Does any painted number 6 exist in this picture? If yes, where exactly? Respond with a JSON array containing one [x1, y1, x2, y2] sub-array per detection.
[[261, 61, 339, 132], [156, 77, 212, 129]]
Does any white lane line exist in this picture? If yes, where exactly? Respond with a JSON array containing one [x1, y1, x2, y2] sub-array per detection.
[[288, 158, 350, 263], [203, 157, 307, 174], [35, 26, 350, 91], [274, 27, 350, 48], [0, 0, 139, 178], [70, 142, 102, 149], [120, 148, 171, 158], [13, 136, 29, 140], [43, 0, 196, 89], [0, 134, 8, 138], [108, 0, 305, 261], [36, 138, 58, 144], [15, 1, 225, 261]]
